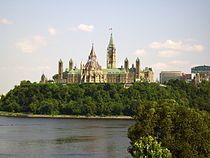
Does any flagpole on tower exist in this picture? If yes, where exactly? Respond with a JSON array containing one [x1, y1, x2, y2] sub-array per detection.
[[109, 28, 113, 34]]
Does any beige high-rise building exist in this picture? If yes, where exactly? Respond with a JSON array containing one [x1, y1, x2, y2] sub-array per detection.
[[160, 71, 183, 84], [159, 71, 192, 83], [53, 34, 154, 84]]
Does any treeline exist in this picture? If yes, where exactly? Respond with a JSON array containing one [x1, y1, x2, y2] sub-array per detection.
[[0, 80, 210, 115]]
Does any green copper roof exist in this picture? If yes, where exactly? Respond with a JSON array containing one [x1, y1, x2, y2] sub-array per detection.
[[69, 68, 81, 74], [144, 67, 153, 72], [103, 68, 126, 74], [191, 65, 210, 73]]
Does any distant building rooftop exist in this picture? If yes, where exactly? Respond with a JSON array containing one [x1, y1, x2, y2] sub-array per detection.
[[160, 71, 182, 73], [191, 65, 210, 74]]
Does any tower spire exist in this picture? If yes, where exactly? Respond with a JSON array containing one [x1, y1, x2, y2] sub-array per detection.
[[58, 59, 63, 79], [69, 58, 73, 71], [107, 31, 116, 69], [124, 57, 129, 72], [108, 33, 114, 48], [89, 43, 96, 59]]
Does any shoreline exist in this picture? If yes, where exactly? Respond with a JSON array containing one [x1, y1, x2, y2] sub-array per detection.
[[0, 111, 133, 120]]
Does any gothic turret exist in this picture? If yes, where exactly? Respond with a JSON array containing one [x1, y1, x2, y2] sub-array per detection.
[[136, 57, 140, 74], [124, 58, 129, 72], [58, 59, 63, 79], [40, 73, 47, 83], [107, 33, 116, 69], [135, 57, 141, 80], [80, 61, 83, 70], [69, 59, 73, 71]]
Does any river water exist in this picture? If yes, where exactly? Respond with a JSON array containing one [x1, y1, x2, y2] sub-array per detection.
[[0, 116, 134, 158]]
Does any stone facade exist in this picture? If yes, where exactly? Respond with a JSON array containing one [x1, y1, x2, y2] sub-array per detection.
[[53, 34, 154, 84]]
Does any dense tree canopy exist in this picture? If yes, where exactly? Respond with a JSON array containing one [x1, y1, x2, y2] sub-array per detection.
[[167, 80, 210, 112], [0, 80, 210, 116], [128, 100, 210, 158]]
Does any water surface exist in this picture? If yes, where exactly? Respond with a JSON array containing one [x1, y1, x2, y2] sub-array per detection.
[[0, 116, 134, 158]]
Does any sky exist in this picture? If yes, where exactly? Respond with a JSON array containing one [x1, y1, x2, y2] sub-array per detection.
[[0, 0, 210, 94]]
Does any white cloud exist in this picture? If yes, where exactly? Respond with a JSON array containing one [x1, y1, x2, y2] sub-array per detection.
[[169, 60, 190, 66], [16, 40, 35, 53], [150, 40, 182, 50], [149, 40, 204, 52], [191, 45, 204, 52], [158, 50, 180, 57], [134, 49, 146, 56], [33, 35, 47, 45], [0, 18, 13, 25], [16, 35, 47, 53], [152, 60, 193, 71], [15, 65, 51, 73], [151, 62, 168, 70], [37, 65, 51, 70], [78, 24, 94, 32], [48, 27, 57, 36]]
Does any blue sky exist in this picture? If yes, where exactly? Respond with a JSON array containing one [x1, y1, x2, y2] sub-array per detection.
[[0, 0, 210, 94]]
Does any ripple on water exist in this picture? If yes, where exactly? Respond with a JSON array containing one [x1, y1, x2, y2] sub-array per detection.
[[54, 136, 97, 144], [51, 152, 95, 157], [27, 135, 97, 145]]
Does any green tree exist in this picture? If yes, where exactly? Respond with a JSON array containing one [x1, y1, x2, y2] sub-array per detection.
[[128, 101, 210, 158], [29, 102, 37, 113], [36, 99, 59, 115], [7, 100, 21, 112], [81, 96, 96, 115], [1, 80, 210, 116], [128, 136, 172, 158], [60, 100, 77, 115]]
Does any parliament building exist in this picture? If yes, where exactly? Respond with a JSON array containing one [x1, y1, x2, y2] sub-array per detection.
[[51, 34, 154, 84]]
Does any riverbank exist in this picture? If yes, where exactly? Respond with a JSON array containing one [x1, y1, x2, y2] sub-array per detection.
[[0, 111, 133, 120]]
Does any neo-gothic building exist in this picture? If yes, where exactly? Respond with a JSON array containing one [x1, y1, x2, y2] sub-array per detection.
[[52, 34, 154, 84]]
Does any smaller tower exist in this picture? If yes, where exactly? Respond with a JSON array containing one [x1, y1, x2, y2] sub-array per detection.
[[58, 59, 63, 79], [136, 57, 140, 79], [124, 58, 129, 72], [80, 61, 83, 70], [69, 59, 73, 71], [40, 73, 47, 83]]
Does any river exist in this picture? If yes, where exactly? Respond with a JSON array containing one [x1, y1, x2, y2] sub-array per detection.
[[0, 116, 134, 158]]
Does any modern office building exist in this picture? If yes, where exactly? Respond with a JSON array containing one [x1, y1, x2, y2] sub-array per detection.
[[160, 71, 183, 83]]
